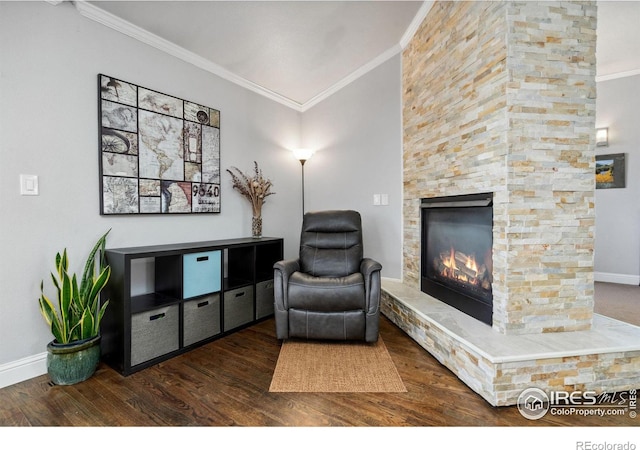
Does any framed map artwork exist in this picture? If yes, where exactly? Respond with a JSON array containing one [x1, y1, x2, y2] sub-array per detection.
[[98, 74, 221, 214]]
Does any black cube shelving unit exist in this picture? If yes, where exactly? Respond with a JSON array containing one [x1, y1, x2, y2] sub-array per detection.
[[100, 237, 283, 376]]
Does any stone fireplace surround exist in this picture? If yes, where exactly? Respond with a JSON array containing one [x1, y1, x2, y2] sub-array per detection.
[[382, 1, 640, 406]]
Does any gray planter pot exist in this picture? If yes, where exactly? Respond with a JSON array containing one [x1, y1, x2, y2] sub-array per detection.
[[46, 335, 101, 385]]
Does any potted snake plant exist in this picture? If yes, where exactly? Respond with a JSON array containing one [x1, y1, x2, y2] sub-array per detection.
[[38, 230, 111, 385]]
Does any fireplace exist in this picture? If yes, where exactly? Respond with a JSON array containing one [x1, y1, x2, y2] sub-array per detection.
[[421, 193, 493, 325]]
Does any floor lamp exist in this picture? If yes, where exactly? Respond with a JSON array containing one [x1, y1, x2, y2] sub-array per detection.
[[293, 149, 314, 215]]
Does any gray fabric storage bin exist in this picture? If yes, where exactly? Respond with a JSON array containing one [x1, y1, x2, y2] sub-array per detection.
[[224, 285, 254, 331], [131, 304, 179, 366], [255, 280, 274, 319], [183, 293, 221, 346]]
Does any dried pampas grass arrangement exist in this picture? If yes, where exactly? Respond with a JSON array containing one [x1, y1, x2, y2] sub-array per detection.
[[226, 162, 275, 237]]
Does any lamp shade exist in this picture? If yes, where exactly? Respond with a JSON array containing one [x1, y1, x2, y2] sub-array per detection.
[[293, 148, 314, 162]]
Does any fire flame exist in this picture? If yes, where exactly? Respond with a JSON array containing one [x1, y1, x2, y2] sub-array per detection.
[[466, 254, 478, 274], [443, 247, 456, 270], [441, 247, 479, 284], [434, 246, 491, 293]]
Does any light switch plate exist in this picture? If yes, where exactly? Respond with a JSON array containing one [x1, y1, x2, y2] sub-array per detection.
[[20, 174, 39, 196]]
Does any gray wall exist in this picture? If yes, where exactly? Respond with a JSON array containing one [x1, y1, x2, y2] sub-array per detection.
[[301, 55, 403, 279], [0, 2, 302, 376], [594, 74, 640, 284], [0, 1, 405, 386]]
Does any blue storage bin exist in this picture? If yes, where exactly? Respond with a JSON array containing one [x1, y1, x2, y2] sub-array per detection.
[[183, 250, 221, 298]]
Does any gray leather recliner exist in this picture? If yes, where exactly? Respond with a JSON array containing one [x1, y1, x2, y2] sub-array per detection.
[[273, 210, 382, 343]]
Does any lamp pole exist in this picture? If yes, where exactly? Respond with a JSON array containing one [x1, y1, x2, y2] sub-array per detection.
[[299, 158, 307, 214], [293, 149, 313, 216]]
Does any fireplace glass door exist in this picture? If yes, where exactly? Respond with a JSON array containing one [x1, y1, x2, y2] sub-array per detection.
[[421, 194, 493, 325]]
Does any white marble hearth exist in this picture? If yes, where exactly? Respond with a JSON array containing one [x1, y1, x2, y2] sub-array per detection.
[[380, 278, 640, 406]]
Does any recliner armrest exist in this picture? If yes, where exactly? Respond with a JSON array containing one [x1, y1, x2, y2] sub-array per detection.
[[274, 258, 300, 277], [273, 259, 300, 311], [360, 258, 382, 278], [360, 258, 382, 314]]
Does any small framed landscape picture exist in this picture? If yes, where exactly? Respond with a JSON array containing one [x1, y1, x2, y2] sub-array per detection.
[[595, 153, 626, 189]]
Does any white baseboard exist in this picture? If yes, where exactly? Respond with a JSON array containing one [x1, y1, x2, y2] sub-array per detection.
[[594, 272, 640, 286], [0, 352, 47, 389]]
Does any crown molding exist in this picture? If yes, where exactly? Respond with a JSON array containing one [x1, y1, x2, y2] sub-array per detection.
[[596, 68, 640, 83], [74, 1, 305, 111], [300, 44, 402, 112], [74, 0, 433, 113], [302, 1, 434, 112], [400, 0, 434, 49], [71, 1, 636, 110]]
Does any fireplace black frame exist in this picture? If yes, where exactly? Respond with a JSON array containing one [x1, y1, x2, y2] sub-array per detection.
[[421, 193, 493, 326]]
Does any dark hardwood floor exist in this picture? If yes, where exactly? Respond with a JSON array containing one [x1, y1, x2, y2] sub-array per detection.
[[0, 316, 636, 429]]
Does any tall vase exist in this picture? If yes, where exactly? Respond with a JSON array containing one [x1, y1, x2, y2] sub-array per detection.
[[252, 215, 262, 238]]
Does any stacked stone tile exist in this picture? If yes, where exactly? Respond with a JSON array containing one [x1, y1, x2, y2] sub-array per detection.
[[388, 0, 640, 408], [402, 0, 597, 335]]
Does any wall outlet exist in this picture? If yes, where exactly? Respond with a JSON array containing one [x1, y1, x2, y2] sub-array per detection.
[[373, 194, 389, 206], [20, 174, 39, 196]]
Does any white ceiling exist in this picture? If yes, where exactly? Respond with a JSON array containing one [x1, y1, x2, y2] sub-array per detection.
[[75, 1, 640, 112], [596, 1, 640, 80]]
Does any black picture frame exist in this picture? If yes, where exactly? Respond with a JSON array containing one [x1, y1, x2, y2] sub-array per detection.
[[98, 74, 221, 215], [595, 153, 626, 189]]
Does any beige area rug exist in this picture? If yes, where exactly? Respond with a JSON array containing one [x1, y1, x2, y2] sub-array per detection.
[[269, 337, 407, 393]]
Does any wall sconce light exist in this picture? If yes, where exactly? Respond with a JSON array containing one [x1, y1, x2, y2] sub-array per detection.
[[292, 149, 314, 214], [596, 127, 609, 147]]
